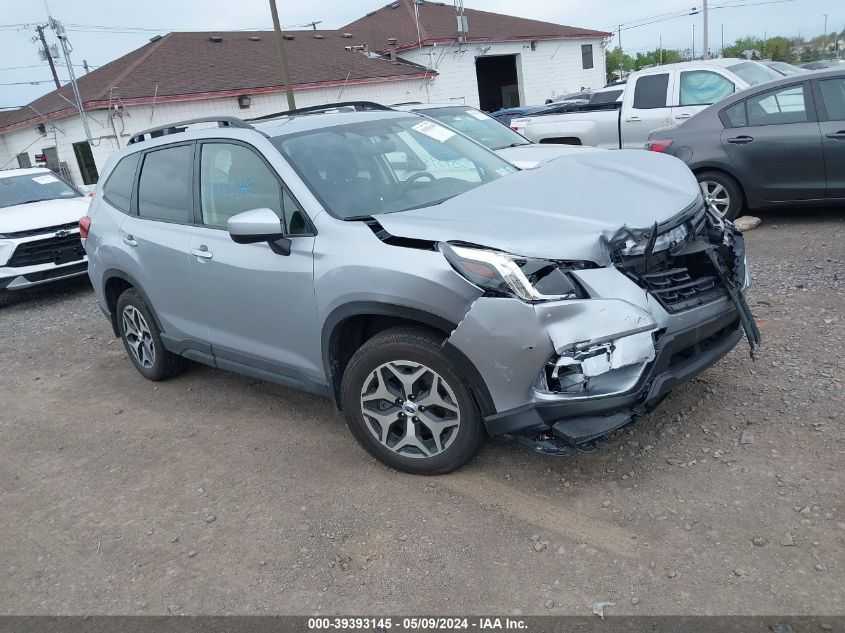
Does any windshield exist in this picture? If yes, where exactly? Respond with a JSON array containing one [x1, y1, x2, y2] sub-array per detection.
[[765, 61, 806, 76], [274, 117, 518, 219], [0, 172, 81, 209], [418, 107, 530, 150], [727, 61, 782, 86]]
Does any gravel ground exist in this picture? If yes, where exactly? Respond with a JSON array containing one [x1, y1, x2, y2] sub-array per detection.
[[0, 208, 842, 616]]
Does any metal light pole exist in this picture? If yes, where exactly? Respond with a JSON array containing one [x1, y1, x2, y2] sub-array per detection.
[[269, 0, 296, 110], [50, 18, 93, 146], [692, 23, 696, 59], [823, 14, 828, 57], [702, 0, 709, 59]]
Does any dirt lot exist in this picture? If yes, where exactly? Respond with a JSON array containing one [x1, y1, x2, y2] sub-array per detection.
[[0, 209, 842, 616]]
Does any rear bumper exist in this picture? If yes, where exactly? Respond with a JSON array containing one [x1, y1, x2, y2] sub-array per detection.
[[484, 308, 742, 440], [0, 259, 88, 290]]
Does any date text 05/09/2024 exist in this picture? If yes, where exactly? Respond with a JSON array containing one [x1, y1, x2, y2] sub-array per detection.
[[307, 617, 528, 630]]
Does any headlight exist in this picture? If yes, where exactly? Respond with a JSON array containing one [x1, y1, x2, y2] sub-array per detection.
[[439, 243, 587, 302], [0, 240, 14, 266]]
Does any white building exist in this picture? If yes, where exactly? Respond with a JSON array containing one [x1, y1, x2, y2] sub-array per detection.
[[0, 0, 609, 187]]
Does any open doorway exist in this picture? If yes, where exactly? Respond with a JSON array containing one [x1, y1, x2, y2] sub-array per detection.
[[475, 54, 521, 112]]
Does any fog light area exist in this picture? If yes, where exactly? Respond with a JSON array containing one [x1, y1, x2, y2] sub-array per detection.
[[536, 330, 656, 397]]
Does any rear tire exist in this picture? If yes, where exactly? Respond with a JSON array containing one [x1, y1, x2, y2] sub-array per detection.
[[697, 170, 744, 221], [116, 288, 185, 381], [340, 327, 486, 475]]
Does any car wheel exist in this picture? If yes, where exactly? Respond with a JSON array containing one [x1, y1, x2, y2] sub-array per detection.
[[697, 171, 744, 221], [116, 288, 185, 381], [341, 327, 486, 475]]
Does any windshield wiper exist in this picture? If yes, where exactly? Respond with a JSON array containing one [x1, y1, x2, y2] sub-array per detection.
[[9, 199, 48, 206], [494, 142, 530, 150]]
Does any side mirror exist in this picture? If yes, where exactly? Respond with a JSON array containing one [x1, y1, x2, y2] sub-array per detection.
[[228, 208, 291, 256]]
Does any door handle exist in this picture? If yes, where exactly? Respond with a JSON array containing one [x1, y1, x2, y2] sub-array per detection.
[[674, 113, 692, 120], [626, 116, 642, 122], [122, 235, 137, 247], [727, 135, 754, 144], [191, 246, 213, 260], [825, 131, 845, 140]]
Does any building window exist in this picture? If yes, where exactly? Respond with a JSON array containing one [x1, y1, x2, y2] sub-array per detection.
[[581, 44, 594, 70], [16, 153, 31, 168], [72, 141, 99, 185]]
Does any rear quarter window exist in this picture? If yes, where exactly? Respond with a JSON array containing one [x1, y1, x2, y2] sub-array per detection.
[[101, 153, 140, 213], [722, 102, 747, 127]]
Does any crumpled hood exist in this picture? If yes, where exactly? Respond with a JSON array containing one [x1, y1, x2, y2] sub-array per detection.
[[495, 143, 604, 169], [373, 150, 700, 263], [0, 197, 90, 234]]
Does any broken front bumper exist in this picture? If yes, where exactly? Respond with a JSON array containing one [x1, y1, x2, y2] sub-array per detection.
[[447, 265, 743, 443]]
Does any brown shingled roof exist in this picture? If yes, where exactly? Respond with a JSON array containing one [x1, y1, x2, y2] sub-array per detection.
[[0, 31, 430, 132], [343, 0, 611, 52]]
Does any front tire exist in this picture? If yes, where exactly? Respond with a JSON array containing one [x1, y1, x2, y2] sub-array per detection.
[[340, 327, 486, 475], [116, 288, 185, 381], [697, 170, 744, 221]]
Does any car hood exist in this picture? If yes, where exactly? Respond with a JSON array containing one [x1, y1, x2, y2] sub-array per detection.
[[495, 144, 605, 169], [373, 150, 700, 263], [0, 197, 90, 234]]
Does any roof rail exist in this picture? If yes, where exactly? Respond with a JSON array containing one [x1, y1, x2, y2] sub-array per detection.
[[127, 116, 255, 145], [245, 101, 392, 122]]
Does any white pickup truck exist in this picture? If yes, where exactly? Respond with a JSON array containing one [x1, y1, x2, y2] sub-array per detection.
[[511, 59, 781, 149]]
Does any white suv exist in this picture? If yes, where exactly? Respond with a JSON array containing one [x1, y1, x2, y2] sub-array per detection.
[[0, 168, 91, 300]]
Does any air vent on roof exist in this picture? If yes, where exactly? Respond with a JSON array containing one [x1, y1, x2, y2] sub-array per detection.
[[366, 10, 377, 16], [313, 34, 324, 39], [149, 34, 162, 43], [341, 32, 353, 38], [283, 34, 294, 40], [249, 36, 261, 41], [209, 35, 223, 43], [388, 2, 399, 7]]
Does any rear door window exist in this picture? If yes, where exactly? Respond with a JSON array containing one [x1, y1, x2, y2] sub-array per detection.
[[722, 102, 748, 127], [102, 153, 140, 213], [633, 74, 670, 109], [137, 144, 194, 223], [679, 71, 735, 106], [746, 84, 808, 126]]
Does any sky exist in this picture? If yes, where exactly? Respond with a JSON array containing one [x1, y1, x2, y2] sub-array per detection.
[[1, 0, 842, 107]]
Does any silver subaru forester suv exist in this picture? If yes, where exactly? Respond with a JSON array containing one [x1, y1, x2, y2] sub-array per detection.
[[83, 102, 759, 475]]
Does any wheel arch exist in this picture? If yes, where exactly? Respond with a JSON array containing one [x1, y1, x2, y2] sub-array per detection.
[[102, 269, 164, 337], [321, 302, 495, 417]]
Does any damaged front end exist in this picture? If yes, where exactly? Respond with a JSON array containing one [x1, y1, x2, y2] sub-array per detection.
[[444, 200, 759, 456]]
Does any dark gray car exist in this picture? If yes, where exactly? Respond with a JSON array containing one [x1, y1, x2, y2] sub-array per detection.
[[646, 69, 845, 220]]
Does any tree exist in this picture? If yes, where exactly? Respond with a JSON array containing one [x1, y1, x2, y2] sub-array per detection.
[[605, 47, 634, 82]]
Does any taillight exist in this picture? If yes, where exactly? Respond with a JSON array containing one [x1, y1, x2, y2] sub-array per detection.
[[645, 139, 673, 153], [79, 216, 91, 239]]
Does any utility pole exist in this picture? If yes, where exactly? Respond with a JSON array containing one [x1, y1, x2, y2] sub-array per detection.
[[269, 0, 296, 109], [659, 35, 663, 64], [721, 24, 725, 56], [702, 0, 709, 59], [618, 24, 622, 54], [49, 17, 93, 146], [692, 23, 696, 59], [35, 24, 61, 89], [82, 59, 90, 74]]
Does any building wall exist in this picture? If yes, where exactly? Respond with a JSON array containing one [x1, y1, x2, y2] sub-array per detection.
[[398, 37, 607, 109], [0, 77, 429, 187]]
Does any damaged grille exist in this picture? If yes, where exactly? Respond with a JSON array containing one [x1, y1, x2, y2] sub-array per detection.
[[618, 249, 727, 313]]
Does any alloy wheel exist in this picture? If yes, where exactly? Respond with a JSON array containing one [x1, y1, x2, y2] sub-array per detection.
[[122, 305, 156, 369], [700, 180, 731, 218], [359, 360, 461, 459]]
